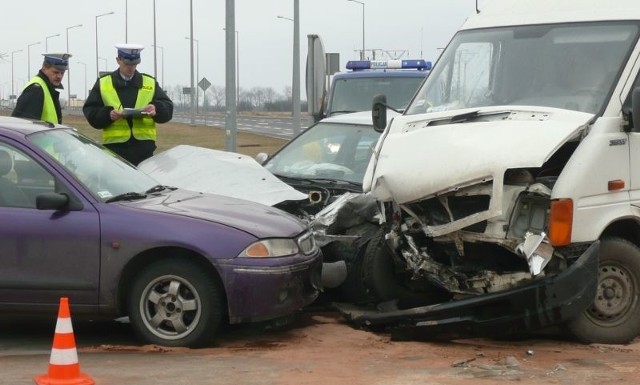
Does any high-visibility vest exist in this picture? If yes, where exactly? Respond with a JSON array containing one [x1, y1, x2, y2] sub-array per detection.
[[24, 76, 58, 124], [99, 74, 157, 144]]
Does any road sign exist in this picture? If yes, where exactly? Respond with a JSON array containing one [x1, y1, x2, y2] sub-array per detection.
[[198, 77, 211, 91], [183, 87, 193, 95]]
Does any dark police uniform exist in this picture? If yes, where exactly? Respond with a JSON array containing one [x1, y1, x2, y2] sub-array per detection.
[[83, 44, 173, 166]]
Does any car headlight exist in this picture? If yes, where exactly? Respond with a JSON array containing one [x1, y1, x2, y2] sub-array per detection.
[[240, 232, 318, 258], [241, 238, 300, 258]]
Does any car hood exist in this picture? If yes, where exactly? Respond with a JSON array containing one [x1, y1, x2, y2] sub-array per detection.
[[364, 108, 589, 204], [124, 189, 307, 239], [138, 145, 306, 206]]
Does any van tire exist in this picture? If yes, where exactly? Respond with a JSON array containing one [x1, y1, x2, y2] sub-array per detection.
[[567, 237, 640, 344], [362, 229, 443, 308]]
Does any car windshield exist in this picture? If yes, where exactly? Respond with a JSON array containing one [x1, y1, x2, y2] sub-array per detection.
[[329, 76, 424, 114], [28, 128, 158, 201], [263, 121, 380, 185], [407, 21, 639, 115]]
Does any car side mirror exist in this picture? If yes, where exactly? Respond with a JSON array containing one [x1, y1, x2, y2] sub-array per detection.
[[632, 87, 640, 132], [372, 94, 388, 133], [36, 192, 70, 211]]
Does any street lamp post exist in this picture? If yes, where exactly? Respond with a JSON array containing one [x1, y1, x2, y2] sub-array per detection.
[[347, 0, 365, 60], [11, 49, 23, 101], [153, 0, 157, 79], [77, 61, 87, 100], [66, 23, 82, 101], [276, 0, 301, 135], [95, 11, 114, 78], [223, 28, 239, 105], [151, 45, 164, 87], [188, 0, 195, 125], [184, 36, 199, 113], [27, 41, 41, 80], [45, 34, 60, 52]]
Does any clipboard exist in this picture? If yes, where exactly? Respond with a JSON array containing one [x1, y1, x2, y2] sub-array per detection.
[[122, 108, 149, 117]]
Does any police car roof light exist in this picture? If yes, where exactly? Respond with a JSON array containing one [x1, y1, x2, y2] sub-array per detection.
[[346, 59, 432, 71]]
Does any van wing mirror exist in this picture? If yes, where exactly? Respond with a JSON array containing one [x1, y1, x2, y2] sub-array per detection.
[[372, 94, 388, 133], [633, 87, 640, 132]]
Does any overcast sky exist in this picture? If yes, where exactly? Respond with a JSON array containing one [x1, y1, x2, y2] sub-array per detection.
[[1, 0, 477, 100]]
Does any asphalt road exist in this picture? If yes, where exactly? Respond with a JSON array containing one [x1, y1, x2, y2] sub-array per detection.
[[4, 311, 640, 385]]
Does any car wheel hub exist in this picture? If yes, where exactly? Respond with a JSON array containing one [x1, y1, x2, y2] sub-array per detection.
[[140, 276, 201, 340]]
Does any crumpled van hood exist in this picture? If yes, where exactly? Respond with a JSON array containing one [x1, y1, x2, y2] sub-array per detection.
[[364, 108, 589, 204]]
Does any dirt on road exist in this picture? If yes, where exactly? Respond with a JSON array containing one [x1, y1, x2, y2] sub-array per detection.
[[71, 310, 640, 385]]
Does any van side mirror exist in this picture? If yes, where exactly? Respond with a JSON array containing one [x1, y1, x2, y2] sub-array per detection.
[[633, 87, 640, 132], [372, 94, 388, 133], [255, 152, 269, 165]]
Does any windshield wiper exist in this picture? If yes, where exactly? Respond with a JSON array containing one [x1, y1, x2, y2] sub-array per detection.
[[145, 184, 177, 194], [105, 192, 147, 203], [275, 174, 362, 188]]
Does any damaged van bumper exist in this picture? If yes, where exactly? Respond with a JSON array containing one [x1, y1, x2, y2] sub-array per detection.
[[337, 241, 599, 340]]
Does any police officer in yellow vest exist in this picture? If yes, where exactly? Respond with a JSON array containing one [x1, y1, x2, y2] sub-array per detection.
[[12, 53, 71, 124], [83, 44, 173, 166]]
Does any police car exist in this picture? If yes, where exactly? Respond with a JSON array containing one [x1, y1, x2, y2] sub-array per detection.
[[324, 59, 431, 118]]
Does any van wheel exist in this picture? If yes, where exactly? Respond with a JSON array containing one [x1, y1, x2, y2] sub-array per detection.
[[362, 229, 444, 308], [567, 237, 640, 344], [128, 259, 223, 348]]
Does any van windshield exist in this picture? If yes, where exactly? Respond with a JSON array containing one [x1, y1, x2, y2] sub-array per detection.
[[406, 22, 640, 115]]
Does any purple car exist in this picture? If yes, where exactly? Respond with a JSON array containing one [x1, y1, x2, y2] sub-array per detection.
[[0, 116, 322, 347]]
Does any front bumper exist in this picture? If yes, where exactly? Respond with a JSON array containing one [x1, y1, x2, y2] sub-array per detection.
[[219, 253, 323, 324], [337, 241, 599, 340]]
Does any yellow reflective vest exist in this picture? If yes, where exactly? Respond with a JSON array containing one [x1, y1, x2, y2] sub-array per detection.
[[24, 76, 58, 124], [99, 74, 157, 144]]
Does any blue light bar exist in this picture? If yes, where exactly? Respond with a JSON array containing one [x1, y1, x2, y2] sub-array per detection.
[[346, 59, 432, 71]]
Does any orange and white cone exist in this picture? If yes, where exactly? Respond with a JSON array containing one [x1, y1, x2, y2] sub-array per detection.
[[34, 297, 95, 385]]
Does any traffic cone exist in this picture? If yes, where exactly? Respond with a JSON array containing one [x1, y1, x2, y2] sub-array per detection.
[[34, 297, 95, 385]]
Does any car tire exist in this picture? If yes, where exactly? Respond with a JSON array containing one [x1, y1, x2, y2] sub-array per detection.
[[128, 259, 223, 348], [362, 229, 443, 308], [567, 237, 640, 344]]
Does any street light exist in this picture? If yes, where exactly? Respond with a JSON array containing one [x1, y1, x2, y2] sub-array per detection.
[[11, 49, 23, 101], [188, 0, 195, 125], [347, 0, 365, 60], [45, 33, 60, 52], [223, 28, 239, 105], [184, 36, 199, 113], [95, 11, 115, 78], [151, 44, 164, 87], [276, 0, 301, 135], [153, 0, 157, 79], [66, 23, 82, 101], [77, 61, 87, 100], [27, 41, 41, 80]]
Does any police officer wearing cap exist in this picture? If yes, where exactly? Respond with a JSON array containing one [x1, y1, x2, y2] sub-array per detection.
[[83, 43, 173, 166], [12, 53, 71, 124]]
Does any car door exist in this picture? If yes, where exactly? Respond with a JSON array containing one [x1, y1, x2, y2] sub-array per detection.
[[0, 143, 101, 307]]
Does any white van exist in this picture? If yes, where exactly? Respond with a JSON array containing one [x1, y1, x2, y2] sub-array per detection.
[[346, 0, 640, 344]]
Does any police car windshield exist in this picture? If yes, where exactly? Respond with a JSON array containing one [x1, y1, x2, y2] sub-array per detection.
[[329, 77, 424, 115], [407, 21, 639, 115]]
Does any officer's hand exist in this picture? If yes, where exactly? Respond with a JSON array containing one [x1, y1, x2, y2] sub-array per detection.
[[110, 110, 123, 121], [143, 104, 156, 117]]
